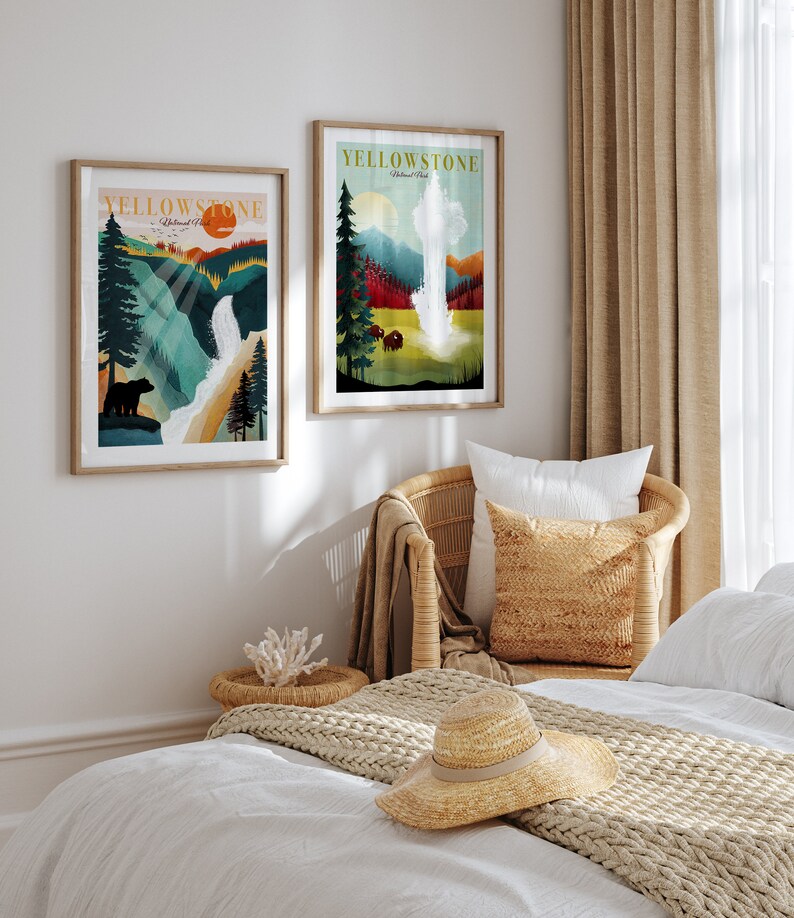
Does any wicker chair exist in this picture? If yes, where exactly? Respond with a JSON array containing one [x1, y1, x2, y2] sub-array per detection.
[[394, 464, 690, 681]]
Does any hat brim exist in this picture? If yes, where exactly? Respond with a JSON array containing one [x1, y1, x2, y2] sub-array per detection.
[[375, 731, 618, 830]]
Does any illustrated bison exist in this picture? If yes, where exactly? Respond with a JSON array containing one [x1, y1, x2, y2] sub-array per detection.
[[383, 330, 404, 352], [368, 324, 384, 342]]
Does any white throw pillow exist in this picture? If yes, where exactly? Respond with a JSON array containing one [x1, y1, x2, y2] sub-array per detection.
[[630, 587, 794, 710], [463, 441, 653, 634], [754, 563, 794, 597]]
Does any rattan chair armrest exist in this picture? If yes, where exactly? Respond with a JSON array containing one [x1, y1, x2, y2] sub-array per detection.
[[638, 493, 691, 601], [644, 516, 689, 561], [406, 531, 442, 670], [632, 541, 661, 668], [641, 474, 691, 559], [631, 498, 690, 668]]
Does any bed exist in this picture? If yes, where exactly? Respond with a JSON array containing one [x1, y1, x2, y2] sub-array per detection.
[[1, 583, 793, 918]]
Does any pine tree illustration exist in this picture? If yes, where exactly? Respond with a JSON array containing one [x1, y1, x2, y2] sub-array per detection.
[[248, 336, 268, 440], [336, 181, 375, 380], [226, 370, 256, 442], [226, 387, 243, 441], [98, 213, 141, 387]]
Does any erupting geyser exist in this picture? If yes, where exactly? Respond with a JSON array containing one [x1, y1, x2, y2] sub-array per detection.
[[411, 171, 467, 347]]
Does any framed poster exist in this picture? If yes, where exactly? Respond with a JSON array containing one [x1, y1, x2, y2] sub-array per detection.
[[71, 160, 287, 473], [314, 121, 503, 414]]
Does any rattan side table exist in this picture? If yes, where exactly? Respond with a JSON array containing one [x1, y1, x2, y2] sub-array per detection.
[[209, 664, 369, 712]]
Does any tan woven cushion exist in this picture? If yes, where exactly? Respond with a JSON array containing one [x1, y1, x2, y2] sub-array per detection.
[[486, 502, 660, 666]]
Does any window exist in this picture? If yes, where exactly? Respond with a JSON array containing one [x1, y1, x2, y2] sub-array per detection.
[[717, 0, 794, 588]]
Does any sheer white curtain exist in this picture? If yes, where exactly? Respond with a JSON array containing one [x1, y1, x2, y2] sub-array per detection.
[[717, 0, 794, 589]]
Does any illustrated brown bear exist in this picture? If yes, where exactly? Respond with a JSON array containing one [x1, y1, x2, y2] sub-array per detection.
[[103, 378, 155, 417]]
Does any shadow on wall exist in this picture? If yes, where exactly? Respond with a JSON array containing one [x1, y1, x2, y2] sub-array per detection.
[[321, 506, 372, 621], [252, 501, 373, 665], [219, 414, 465, 669], [248, 495, 422, 675]]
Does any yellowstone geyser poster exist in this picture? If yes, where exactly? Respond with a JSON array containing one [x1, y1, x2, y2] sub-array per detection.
[[71, 161, 287, 473], [314, 122, 503, 412]]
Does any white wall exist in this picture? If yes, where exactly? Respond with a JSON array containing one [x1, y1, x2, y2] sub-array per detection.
[[0, 0, 569, 838]]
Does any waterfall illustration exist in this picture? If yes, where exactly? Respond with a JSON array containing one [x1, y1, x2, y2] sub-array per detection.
[[160, 295, 241, 445], [411, 171, 468, 347]]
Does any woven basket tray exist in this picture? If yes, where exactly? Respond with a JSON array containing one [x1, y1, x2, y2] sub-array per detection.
[[209, 665, 369, 712]]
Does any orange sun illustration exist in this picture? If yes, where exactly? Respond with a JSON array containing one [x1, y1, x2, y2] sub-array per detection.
[[202, 203, 237, 239]]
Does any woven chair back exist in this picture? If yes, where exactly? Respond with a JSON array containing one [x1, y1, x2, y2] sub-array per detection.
[[638, 484, 675, 526], [396, 464, 680, 611], [395, 465, 475, 607]]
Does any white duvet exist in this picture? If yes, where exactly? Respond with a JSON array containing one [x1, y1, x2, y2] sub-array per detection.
[[2, 680, 794, 918]]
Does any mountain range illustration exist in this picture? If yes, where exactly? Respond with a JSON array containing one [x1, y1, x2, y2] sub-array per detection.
[[353, 226, 480, 293], [447, 251, 484, 278]]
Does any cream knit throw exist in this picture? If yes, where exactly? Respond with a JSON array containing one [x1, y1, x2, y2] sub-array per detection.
[[207, 670, 794, 918]]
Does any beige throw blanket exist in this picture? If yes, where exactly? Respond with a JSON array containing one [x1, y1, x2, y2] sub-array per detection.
[[208, 670, 794, 918], [347, 490, 514, 684]]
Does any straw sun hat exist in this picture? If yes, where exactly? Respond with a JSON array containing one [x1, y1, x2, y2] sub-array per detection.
[[376, 689, 618, 830]]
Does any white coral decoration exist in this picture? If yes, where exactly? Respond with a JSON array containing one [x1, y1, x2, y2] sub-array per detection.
[[243, 627, 328, 688]]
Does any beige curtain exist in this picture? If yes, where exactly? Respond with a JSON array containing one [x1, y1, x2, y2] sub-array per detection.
[[568, 0, 720, 627]]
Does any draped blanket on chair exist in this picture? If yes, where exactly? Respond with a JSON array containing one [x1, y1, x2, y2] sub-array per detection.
[[347, 490, 514, 684]]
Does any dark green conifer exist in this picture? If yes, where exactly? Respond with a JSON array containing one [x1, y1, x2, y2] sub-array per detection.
[[336, 181, 375, 380], [98, 213, 141, 386], [248, 336, 268, 440], [226, 370, 256, 442]]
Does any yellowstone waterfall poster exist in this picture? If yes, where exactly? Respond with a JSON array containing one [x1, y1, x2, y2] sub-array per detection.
[[314, 122, 503, 413], [71, 161, 287, 473]]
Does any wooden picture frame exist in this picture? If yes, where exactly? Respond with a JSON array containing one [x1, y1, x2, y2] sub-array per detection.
[[314, 120, 504, 414], [71, 160, 287, 473]]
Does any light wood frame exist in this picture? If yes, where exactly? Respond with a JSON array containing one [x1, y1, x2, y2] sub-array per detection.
[[313, 120, 504, 414], [71, 160, 288, 474]]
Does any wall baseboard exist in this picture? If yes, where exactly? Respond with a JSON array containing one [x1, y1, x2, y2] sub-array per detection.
[[0, 708, 218, 849]]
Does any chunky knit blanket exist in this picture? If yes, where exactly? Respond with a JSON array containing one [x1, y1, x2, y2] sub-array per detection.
[[207, 670, 794, 918]]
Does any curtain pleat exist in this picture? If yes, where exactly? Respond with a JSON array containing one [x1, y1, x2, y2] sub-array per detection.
[[569, 0, 720, 627]]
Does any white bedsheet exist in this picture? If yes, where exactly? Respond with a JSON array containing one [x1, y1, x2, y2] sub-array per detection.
[[1, 680, 793, 918]]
